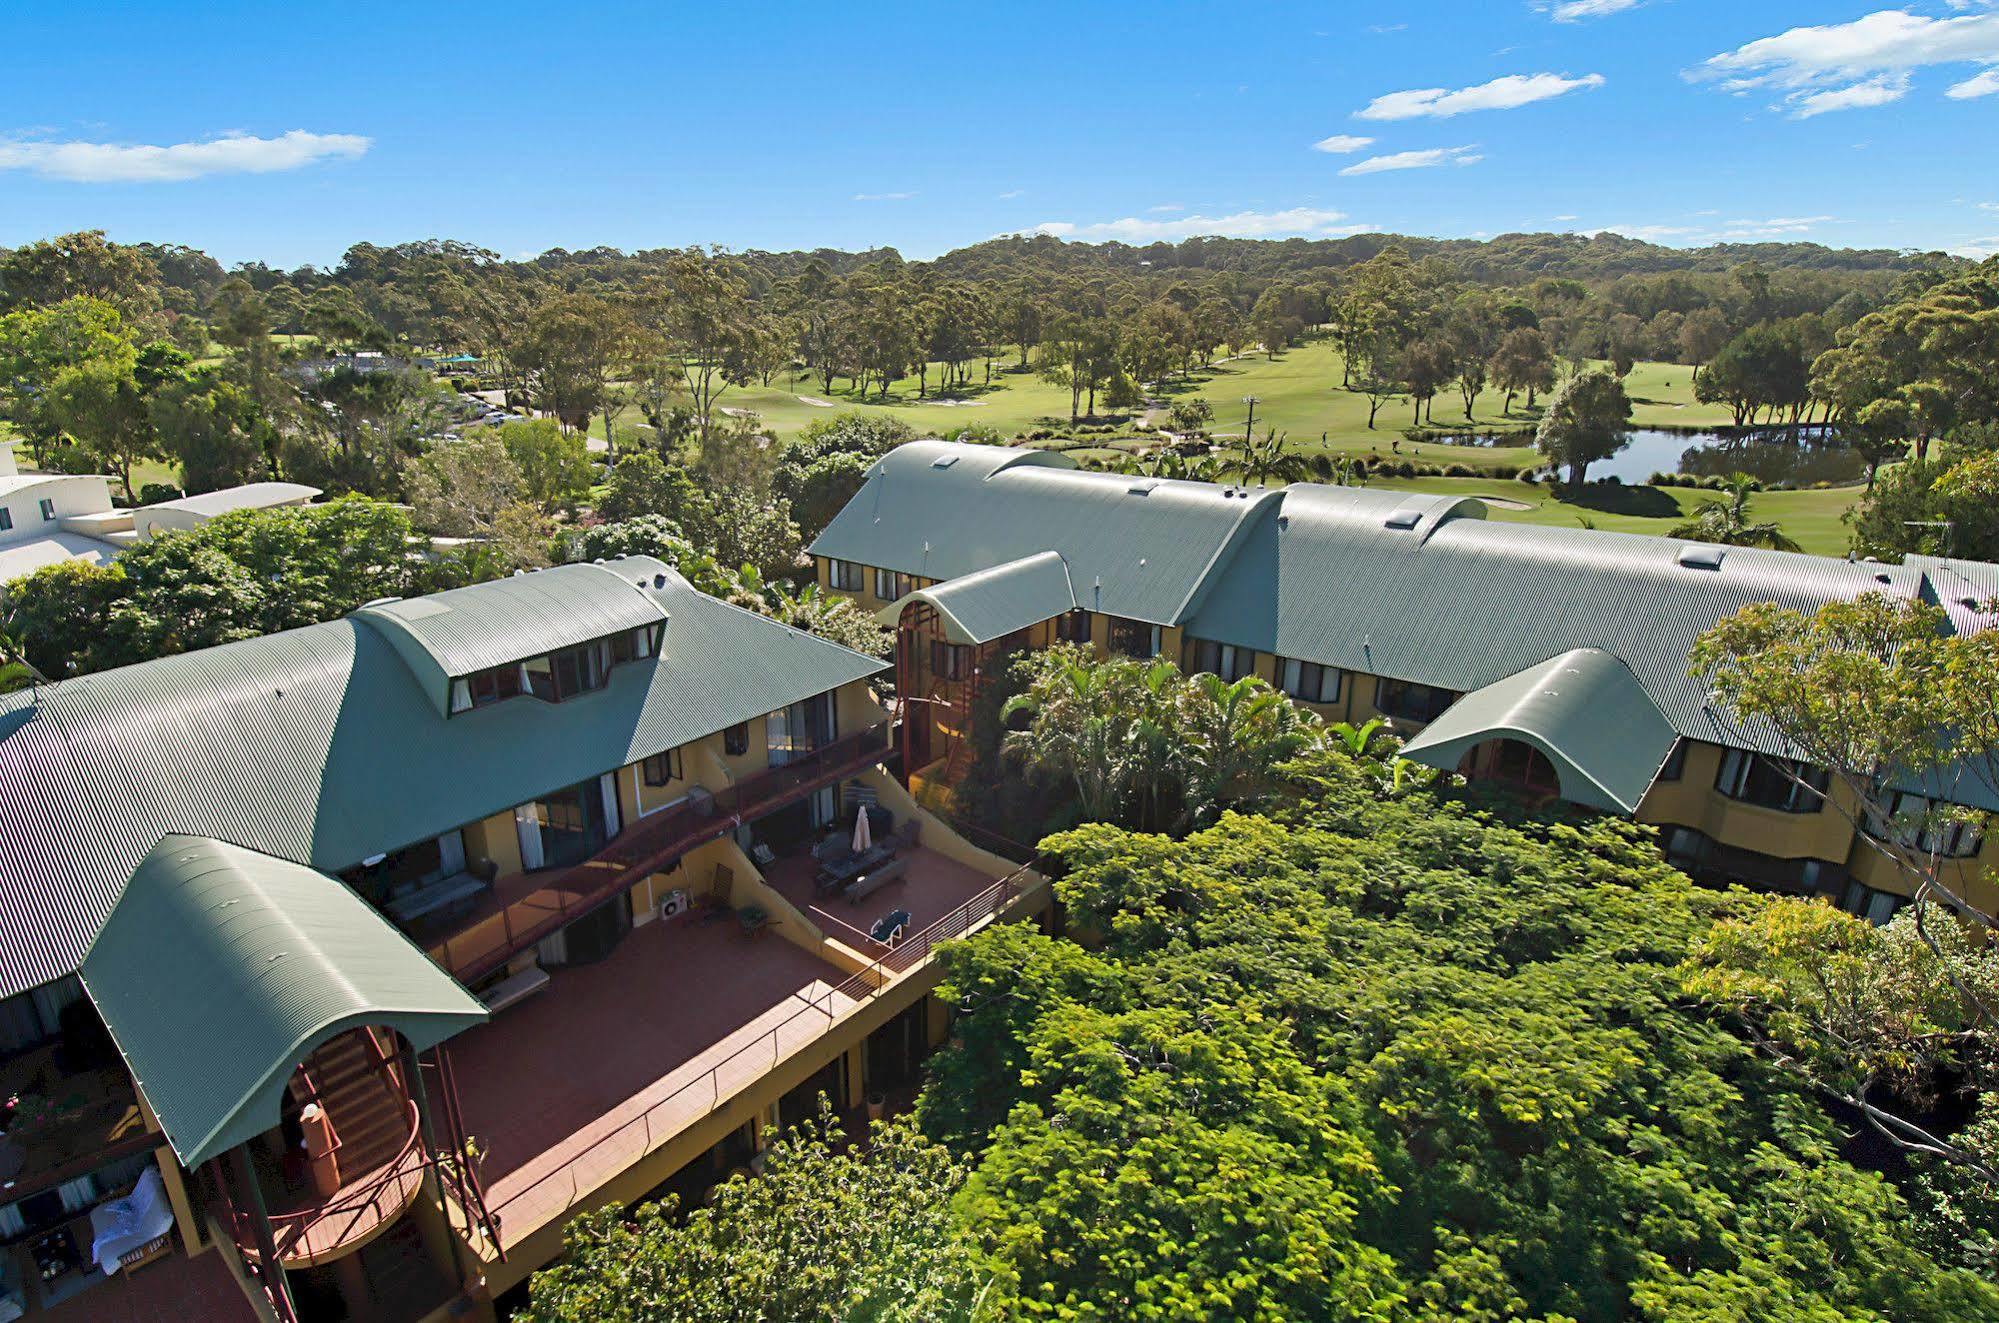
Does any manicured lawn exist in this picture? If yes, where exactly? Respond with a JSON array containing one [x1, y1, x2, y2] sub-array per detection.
[[1361, 474, 1860, 557]]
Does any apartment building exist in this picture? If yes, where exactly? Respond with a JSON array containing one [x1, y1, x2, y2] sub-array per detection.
[[812, 439, 1999, 921], [0, 556, 1045, 1322]]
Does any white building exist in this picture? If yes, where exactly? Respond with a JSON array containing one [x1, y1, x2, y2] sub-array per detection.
[[0, 441, 322, 585]]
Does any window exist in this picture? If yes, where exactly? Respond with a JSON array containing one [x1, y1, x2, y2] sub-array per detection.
[[1880, 791, 1984, 859], [610, 624, 656, 665], [724, 722, 750, 756], [1054, 610, 1092, 645], [0, 508, 11, 533], [1277, 657, 1342, 705], [642, 748, 683, 787], [452, 662, 525, 713], [1657, 739, 1687, 782], [875, 568, 912, 602], [1106, 617, 1162, 659], [1184, 637, 1256, 682], [37, 498, 54, 522], [1374, 678, 1458, 725], [827, 559, 865, 592], [931, 640, 971, 681], [1714, 749, 1827, 814], [526, 640, 614, 703]]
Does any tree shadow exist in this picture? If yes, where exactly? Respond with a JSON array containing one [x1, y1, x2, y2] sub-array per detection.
[[1563, 483, 1681, 517]]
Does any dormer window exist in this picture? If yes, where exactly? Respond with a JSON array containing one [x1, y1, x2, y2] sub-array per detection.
[[447, 624, 660, 714]]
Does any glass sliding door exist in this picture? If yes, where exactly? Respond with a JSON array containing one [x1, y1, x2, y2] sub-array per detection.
[[529, 779, 612, 870], [767, 691, 839, 767]]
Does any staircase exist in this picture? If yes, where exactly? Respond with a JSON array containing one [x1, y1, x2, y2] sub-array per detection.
[[299, 1029, 412, 1184]]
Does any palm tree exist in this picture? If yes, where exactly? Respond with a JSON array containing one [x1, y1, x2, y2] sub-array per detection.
[[1002, 652, 1180, 828], [1668, 474, 1802, 552], [1174, 672, 1319, 828], [1227, 426, 1311, 489]]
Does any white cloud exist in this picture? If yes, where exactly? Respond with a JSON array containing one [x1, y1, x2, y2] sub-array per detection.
[[1948, 66, 1999, 97], [1024, 206, 1369, 244], [1553, 213, 1580, 222], [1541, 0, 1640, 20], [1339, 145, 1483, 175], [1310, 133, 1375, 153], [1952, 235, 1999, 259], [853, 190, 915, 201], [1589, 223, 1705, 241], [1793, 76, 1911, 116], [1356, 72, 1605, 120], [0, 129, 368, 182], [1147, 203, 1185, 213], [1697, 9, 1999, 115], [997, 188, 1024, 199], [1980, 201, 1999, 211]]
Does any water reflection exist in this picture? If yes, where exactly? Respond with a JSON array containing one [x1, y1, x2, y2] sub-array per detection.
[[1430, 426, 1865, 486]]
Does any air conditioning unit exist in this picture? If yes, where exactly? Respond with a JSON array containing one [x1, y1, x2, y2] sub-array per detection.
[[658, 888, 691, 923]]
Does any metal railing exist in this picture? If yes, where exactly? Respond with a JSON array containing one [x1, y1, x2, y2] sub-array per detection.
[[432, 727, 894, 980], [483, 855, 1043, 1237], [256, 1101, 429, 1266]]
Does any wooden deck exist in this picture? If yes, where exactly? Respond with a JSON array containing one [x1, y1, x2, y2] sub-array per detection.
[[447, 916, 861, 1248]]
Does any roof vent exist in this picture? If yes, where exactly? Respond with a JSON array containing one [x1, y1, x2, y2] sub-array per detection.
[[1677, 545, 1726, 571], [1127, 479, 1159, 495], [1384, 509, 1422, 531], [931, 454, 960, 469]]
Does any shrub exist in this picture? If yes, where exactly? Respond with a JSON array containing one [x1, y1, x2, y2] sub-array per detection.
[[1444, 463, 1477, 478]]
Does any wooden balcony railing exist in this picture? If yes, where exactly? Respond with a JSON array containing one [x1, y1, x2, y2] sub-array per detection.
[[432, 725, 894, 981]]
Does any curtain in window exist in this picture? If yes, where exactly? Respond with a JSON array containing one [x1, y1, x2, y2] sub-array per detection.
[[514, 804, 546, 871], [600, 772, 623, 838]]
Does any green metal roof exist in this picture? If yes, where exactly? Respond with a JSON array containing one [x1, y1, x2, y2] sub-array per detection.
[[0, 557, 887, 1000], [880, 551, 1075, 644], [810, 441, 1276, 626], [1398, 649, 1681, 813], [80, 835, 487, 1168], [356, 562, 669, 713]]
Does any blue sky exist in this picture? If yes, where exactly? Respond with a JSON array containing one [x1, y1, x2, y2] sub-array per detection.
[[4, 1, 1997, 268]]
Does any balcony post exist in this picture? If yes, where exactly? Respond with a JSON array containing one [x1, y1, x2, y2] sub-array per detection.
[[227, 1144, 297, 1322]]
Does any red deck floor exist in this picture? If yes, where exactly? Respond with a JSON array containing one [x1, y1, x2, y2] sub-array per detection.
[[35, 1245, 259, 1323], [764, 845, 1000, 953], [447, 916, 857, 1244]]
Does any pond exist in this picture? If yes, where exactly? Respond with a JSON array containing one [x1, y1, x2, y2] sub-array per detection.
[[1427, 427, 1866, 487], [1596, 428, 1865, 486]]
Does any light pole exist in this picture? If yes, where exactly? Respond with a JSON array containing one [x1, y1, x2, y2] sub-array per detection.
[[1243, 395, 1260, 440]]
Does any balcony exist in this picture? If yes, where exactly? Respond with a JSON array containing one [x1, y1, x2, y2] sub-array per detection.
[[422, 726, 894, 980], [0, 1045, 152, 1207], [225, 1101, 429, 1270], [446, 915, 861, 1250]]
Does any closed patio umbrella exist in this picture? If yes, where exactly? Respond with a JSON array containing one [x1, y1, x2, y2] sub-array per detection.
[[851, 802, 873, 853]]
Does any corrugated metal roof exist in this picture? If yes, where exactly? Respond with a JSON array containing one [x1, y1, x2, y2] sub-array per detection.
[[882, 551, 1076, 644], [821, 442, 1999, 788], [0, 557, 887, 1000], [809, 440, 1277, 626], [356, 562, 670, 710], [80, 835, 487, 1167], [1186, 482, 1943, 755], [1399, 649, 1680, 813]]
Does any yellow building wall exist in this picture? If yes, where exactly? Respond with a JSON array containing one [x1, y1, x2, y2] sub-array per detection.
[[1634, 740, 1864, 867]]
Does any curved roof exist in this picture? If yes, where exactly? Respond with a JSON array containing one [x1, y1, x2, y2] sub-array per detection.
[[0, 557, 887, 999], [1184, 480, 1945, 751], [81, 835, 487, 1167], [140, 482, 321, 517], [810, 441, 1277, 626], [1397, 649, 1681, 813], [356, 562, 670, 711], [883, 551, 1076, 645]]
